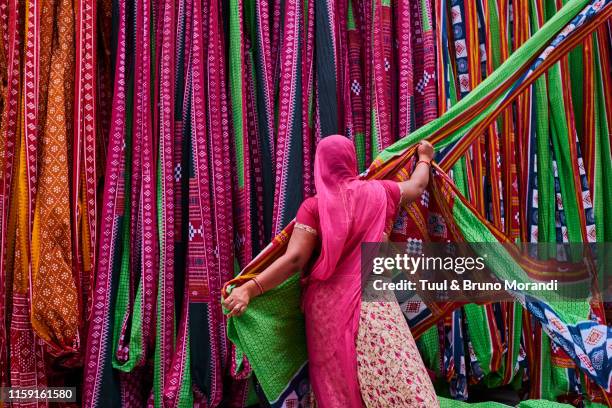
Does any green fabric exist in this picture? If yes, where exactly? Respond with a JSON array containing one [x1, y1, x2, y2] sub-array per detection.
[[229, 0, 245, 189], [420, 0, 432, 30], [451, 158, 469, 199], [245, 377, 260, 406], [593, 36, 612, 241], [347, 0, 356, 30], [533, 70, 556, 244], [111, 77, 146, 372], [518, 400, 575, 408], [509, 303, 523, 383], [568, 45, 584, 137], [375, 0, 591, 162], [487, 0, 502, 70], [585, 402, 609, 408], [417, 326, 441, 375], [226, 273, 307, 402], [528, 0, 557, 244], [370, 107, 380, 159], [548, 63, 583, 242], [438, 397, 510, 407], [439, 397, 576, 407], [539, 336, 557, 401], [464, 304, 494, 379], [452, 197, 591, 322]]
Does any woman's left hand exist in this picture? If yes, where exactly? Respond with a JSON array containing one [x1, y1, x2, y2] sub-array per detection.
[[417, 140, 434, 162], [222, 284, 251, 317]]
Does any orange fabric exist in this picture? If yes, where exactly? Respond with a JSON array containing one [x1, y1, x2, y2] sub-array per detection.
[[30, 0, 79, 353]]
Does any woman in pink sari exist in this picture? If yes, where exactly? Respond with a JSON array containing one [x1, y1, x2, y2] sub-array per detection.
[[223, 135, 438, 407]]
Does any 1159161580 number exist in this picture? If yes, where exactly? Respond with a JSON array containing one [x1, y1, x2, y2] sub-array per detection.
[[0, 387, 76, 402]]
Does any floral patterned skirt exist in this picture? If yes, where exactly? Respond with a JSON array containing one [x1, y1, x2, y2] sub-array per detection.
[[356, 299, 439, 407]]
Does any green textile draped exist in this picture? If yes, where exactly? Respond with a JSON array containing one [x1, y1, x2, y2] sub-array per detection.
[[375, 0, 594, 160], [226, 274, 307, 402], [439, 397, 577, 407], [225, 0, 612, 405]]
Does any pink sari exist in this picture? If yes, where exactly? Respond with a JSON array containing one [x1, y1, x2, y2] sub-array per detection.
[[303, 135, 394, 407]]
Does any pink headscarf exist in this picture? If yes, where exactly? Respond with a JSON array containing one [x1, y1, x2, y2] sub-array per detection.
[[305, 135, 394, 407], [309, 135, 389, 281]]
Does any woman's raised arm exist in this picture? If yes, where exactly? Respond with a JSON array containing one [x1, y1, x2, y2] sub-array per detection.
[[397, 141, 434, 205]]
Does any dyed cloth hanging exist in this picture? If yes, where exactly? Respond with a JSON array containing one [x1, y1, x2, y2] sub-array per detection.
[[0, 0, 98, 405], [225, 1, 612, 406]]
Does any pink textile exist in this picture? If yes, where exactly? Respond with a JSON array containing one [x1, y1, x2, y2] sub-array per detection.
[[296, 182, 400, 233], [295, 197, 320, 228], [300, 135, 400, 408]]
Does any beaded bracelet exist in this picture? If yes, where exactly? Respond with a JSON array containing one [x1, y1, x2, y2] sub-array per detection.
[[416, 159, 431, 168]]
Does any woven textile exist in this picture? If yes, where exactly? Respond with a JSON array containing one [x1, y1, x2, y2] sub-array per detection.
[[224, 1, 612, 406], [0, 0, 610, 405]]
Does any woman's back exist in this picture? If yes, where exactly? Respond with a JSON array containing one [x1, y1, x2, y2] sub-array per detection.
[[297, 178, 402, 408], [295, 180, 401, 242]]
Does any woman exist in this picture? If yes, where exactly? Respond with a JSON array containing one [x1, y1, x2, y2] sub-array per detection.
[[223, 135, 438, 407]]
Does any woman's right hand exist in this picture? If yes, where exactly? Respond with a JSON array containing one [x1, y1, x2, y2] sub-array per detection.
[[222, 284, 253, 317]]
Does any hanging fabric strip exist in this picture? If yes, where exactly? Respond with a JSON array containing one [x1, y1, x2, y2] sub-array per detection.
[[153, 0, 176, 402], [370, 0, 395, 156], [592, 28, 612, 242], [82, 0, 128, 404], [413, 0, 438, 128], [347, 0, 367, 171], [73, 0, 98, 337], [315, 0, 340, 136], [229, 0, 253, 269], [31, 0, 79, 356], [250, 0, 276, 243], [207, 0, 235, 400], [110, 0, 157, 381], [95, 0, 113, 168], [302, 0, 316, 198], [138, 0, 158, 365], [198, 0, 235, 402], [154, 1, 185, 406], [0, 0, 21, 391], [10, 0, 49, 402], [271, 0, 304, 235]]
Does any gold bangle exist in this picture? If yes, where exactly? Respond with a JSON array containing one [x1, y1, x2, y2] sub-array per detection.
[[295, 222, 317, 235], [252, 276, 265, 295]]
